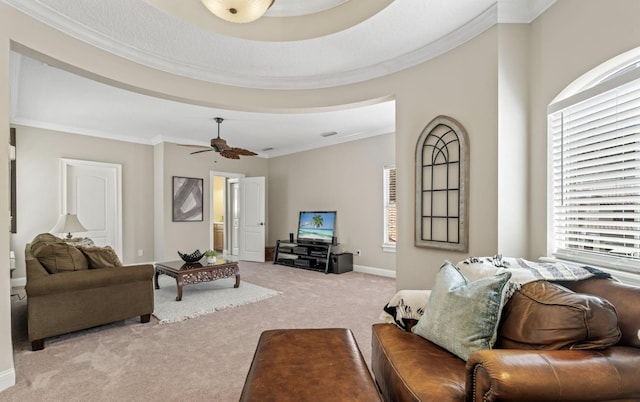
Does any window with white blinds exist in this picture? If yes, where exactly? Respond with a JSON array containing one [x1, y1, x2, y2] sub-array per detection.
[[549, 72, 640, 273], [383, 166, 396, 251]]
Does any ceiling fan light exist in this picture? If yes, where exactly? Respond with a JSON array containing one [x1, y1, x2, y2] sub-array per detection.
[[201, 0, 274, 24]]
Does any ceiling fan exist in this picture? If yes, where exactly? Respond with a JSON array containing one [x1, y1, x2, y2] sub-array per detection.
[[181, 117, 258, 159]]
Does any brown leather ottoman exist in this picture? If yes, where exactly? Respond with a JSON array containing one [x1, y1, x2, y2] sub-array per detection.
[[240, 328, 382, 402]]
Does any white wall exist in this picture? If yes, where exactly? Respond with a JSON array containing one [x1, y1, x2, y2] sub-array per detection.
[[268, 133, 396, 273]]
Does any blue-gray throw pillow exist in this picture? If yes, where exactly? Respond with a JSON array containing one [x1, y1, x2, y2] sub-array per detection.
[[412, 261, 512, 361]]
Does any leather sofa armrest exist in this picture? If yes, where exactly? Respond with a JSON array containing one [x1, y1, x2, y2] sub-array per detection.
[[465, 348, 640, 402], [26, 264, 154, 297]]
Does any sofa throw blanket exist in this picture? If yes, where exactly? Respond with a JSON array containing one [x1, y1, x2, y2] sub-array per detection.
[[456, 255, 612, 301], [380, 289, 432, 331]]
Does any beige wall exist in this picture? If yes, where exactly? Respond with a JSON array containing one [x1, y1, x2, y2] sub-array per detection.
[[393, 27, 501, 289], [527, 0, 640, 259], [268, 133, 396, 272], [153, 142, 268, 262], [0, 29, 13, 392], [9, 125, 155, 278]]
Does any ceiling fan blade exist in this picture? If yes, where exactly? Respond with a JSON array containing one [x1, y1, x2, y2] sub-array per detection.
[[178, 143, 210, 149], [229, 147, 258, 156], [219, 150, 241, 159], [190, 149, 214, 155]]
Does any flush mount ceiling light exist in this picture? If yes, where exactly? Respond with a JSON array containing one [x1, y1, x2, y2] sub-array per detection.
[[201, 0, 275, 23]]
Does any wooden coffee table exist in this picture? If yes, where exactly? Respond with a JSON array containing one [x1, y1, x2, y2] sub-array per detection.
[[154, 259, 240, 301]]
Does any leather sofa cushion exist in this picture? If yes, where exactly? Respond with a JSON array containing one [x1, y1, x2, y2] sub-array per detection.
[[497, 281, 621, 350], [77, 245, 122, 268], [33, 242, 88, 274]]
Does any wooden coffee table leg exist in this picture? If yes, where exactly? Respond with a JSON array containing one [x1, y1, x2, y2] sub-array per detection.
[[176, 276, 184, 301], [154, 271, 160, 289], [234, 274, 240, 288]]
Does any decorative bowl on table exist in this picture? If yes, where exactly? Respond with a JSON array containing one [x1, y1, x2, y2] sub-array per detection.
[[178, 250, 204, 263]]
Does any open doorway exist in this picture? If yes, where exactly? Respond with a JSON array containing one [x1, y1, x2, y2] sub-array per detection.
[[210, 171, 266, 262], [210, 171, 243, 259]]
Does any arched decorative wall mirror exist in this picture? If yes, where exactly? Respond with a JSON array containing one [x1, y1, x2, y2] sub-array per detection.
[[415, 115, 469, 251]]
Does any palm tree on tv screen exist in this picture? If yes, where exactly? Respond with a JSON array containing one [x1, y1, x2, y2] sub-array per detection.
[[312, 214, 324, 228]]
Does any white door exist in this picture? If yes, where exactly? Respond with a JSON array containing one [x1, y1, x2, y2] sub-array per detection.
[[239, 176, 265, 262], [61, 159, 122, 257]]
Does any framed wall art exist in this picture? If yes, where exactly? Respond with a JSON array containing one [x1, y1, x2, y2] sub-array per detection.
[[172, 176, 203, 222]]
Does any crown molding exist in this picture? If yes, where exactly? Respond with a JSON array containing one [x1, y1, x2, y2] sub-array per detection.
[[10, 116, 154, 145], [498, 0, 556, 23], [265, 0, 348, 17]]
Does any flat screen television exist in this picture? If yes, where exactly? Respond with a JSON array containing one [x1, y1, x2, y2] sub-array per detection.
[[297, 211, 336, 244]]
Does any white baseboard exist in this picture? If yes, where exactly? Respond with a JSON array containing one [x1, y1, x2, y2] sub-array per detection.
[[10, 277, 26, 288], [353, 264, 396, 278], [0, 367, 16, 393]]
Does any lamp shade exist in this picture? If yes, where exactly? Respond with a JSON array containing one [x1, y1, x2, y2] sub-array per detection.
[[201, 0, 274, 23], [51, 213, 88, 239]]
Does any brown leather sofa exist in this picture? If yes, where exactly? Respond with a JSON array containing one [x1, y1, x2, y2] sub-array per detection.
[[25, 234, 154, 350], [372, 278, 640, 401]]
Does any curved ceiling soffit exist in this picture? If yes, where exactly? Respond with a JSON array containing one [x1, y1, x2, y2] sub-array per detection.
[[143, 0, 393, 41], [3, 0, 498, 90]]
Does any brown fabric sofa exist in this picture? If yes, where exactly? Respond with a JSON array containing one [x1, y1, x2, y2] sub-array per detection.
[[372, 278, 640, 401], [25, 234, 154, 350]]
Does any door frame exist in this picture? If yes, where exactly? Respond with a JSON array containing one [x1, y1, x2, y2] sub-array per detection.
[[60, 158, 123, 256], [209, 171, 244, 256]]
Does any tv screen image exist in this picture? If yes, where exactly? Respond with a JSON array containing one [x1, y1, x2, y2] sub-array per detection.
[[297, 211, 336, 244]]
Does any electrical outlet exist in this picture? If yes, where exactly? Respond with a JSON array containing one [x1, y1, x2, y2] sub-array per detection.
[[356, 249, 361, 256], [137, 249, 144, 257]]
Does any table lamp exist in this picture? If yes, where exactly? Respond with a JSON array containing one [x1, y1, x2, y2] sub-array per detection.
[[51, 213, 88, 239]]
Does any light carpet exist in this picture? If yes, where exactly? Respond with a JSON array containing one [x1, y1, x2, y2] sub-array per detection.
[[153, 275, 281, 323]]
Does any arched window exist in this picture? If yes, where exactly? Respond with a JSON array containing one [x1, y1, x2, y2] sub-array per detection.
[[548, 53, 640, 274], [415, 115, 469, 251]]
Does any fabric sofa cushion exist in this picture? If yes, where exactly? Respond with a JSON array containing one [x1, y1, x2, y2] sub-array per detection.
[[497, 280, 621, 350], [412, 261, 511, 361], [30, 233, 64, 256], [76, 245, 122, 268], [33, 242, 88, 274]]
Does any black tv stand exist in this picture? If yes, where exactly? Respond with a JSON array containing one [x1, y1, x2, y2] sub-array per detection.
[[274, 240, 333, 273]]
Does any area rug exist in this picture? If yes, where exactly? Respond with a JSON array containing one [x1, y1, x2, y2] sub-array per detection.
[[153, 275, 281, 324]]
